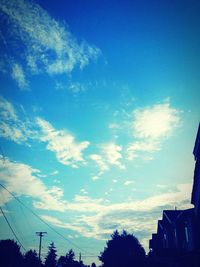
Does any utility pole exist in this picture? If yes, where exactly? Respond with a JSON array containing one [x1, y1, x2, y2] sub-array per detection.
[[79, 252, 82, 263], [36, 231, 47, 261]]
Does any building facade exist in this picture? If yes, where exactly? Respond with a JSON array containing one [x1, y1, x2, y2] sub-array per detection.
[[149, 124, 200, 267]]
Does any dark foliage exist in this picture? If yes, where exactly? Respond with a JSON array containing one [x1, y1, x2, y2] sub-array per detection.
[[24, 249, 42, 267], [0, 239, 24, 267], [99, 230, 146, 267], [57, 255, 67, 267], [66, 249, 75, 264], [44, 242, 57, 267], [57, 249, 82, 267]]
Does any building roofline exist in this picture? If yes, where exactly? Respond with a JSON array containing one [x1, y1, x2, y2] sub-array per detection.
[[193, 122, 200, 160]]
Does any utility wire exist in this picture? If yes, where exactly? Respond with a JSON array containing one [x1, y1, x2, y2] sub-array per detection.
[[0, 206, 26, 251], [0, 183, 97, 256], [5, 202, 29, 249]]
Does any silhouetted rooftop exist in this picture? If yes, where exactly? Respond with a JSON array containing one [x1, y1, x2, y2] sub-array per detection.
[[163, 210, 183, 224], [193, 123, 200, 160], [191, 123, 200, 206]]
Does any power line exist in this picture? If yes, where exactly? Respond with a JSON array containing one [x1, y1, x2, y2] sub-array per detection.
[[0, 183, 97, 256], [0, 206, 26, 251], [4, 202, 28, 248]]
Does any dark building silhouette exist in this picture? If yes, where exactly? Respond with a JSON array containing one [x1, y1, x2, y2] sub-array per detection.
[[191, 123, 200, 252], [192, 123, 200, 217], [149, 123, 200, 266]]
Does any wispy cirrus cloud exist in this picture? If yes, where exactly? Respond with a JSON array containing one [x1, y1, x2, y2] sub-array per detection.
[[0, 97, 90, 168], [36, 118, 90, 168], [0, 97, 17, 121], [127, 100, 181, 160], [11, 63, 29, 90], [0, 0, 101, 89], [0, 96, 33, 144]]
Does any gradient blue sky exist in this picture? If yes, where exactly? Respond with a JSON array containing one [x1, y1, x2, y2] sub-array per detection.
[[0, 0, 200, 265]]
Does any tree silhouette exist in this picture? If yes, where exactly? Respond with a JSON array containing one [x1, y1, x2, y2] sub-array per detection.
[[0, 239, 23, 267], [23, 249, 42, 267], [99, 230, 146, 267], [58, 249, 76, 267], [57, 255, 66, 267], [66, 249, 75, 264], [44, 242, 57, 267]]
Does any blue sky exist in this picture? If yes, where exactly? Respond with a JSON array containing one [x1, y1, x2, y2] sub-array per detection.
[[0, 0, 200, 264]]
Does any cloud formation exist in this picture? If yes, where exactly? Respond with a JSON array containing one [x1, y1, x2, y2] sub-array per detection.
[[40, 182, 193, 249], [0, 97, 90, 168], [124, 180, 134, 186], [127, 101, 181, 160], [0, 96, 32, 143], [0, 158, 66, 211], [0, 0, 101, 88], [90, 143, 125, 176], [36, 118, 90, 168], [11, 63, 28, 90]]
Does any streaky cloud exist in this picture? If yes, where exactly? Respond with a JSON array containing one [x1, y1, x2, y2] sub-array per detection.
[[0, 0, 101, 88], [36, 117, 90, 168]]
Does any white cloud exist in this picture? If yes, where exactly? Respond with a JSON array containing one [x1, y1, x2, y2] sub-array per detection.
[[50, 170, 59, 176], [102, 143, 125, 169], [124, 180, 134, 186], [80, 188, 88, 195], [0, 96, 32, 144], [90, 154, 109, 173], [40, 215, 86, 234], [36, 117, 90, 168], [90, 143, 125, 174], [127, 101, 181, 160], [11, 63, 28, 89], [0, 189, 12, 206], [55, 81, 89, 94], [132, 101, 180, 139], [0, 121, 27, 144], [0, 154, 190, 249], [92, 176, 100, 181], [0, 158, 66, 212], [0, 97, 89, 168], [67, 195, 104, 213], [108, 123, 121, 129], [0, 0, 101, 87], [0, 97, 17, 121], [37, 182, 192, 249], [68, 82, 86, 94], [127, 140, 159, 160]]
